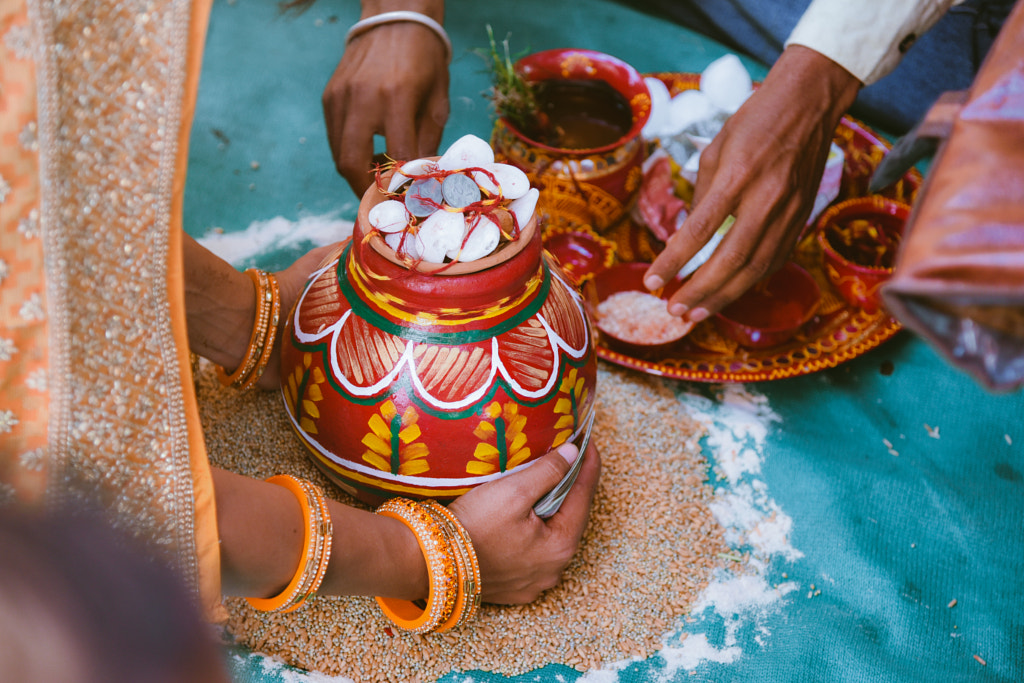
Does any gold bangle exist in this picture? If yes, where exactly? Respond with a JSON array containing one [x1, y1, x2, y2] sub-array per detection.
[[374, 498, 457, 634], [218, 268, 273, 389], [238, 271, 280, 391], [423, 500, 481, 631], [246, 475, 334, 613]]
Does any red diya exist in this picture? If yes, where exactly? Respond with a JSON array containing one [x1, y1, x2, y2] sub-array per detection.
[[280, 170, 597, 505], [491, 48, 652, 232], [714, 262, 821, 349], [817, 196, 910, 313]]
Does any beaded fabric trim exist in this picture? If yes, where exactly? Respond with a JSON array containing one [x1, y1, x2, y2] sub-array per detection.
[[30, 0, 200, 594]]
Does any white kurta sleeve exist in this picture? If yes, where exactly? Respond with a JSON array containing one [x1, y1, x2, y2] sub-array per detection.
[[785, 0, 963, 85]]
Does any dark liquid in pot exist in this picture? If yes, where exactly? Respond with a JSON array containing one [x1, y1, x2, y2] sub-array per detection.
[[522, 79, 633, 150]]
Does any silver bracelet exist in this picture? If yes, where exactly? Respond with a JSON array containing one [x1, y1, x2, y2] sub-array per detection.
[[345, 10, 452, 64]]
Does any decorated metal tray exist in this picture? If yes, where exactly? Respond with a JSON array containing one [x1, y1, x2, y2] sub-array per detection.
[[540, 73, 922, 383]]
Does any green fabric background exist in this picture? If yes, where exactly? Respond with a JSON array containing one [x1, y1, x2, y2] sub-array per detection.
[[185, 1, 1023, 681]]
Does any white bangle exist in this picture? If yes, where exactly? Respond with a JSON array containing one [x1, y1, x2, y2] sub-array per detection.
[[345, 10, 452, 64]]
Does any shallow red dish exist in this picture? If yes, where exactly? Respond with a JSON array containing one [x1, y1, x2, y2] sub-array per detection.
[[544, 229, 617, 285], [816, 197, 910, 313], [714, 262, 821, 349], [586, 262, 691, 358]]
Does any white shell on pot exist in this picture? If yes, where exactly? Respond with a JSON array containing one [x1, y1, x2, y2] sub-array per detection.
[[385, 230, 423, 260], [509, 187, 539, 230], [416, 208, 467, 263], [472, 163, 530, 200], [665, 89, 716, 137], [449, 213, 501, 262], [367, 199, 410, 233], [437, 134, 495, 171], [641, 76, 672, 139], [387, 158, 437, 193]]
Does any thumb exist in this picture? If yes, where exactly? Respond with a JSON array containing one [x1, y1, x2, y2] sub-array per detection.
[[503, 443, 578, 508]]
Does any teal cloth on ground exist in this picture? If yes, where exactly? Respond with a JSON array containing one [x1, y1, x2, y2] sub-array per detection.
[[185, 1, 1023, 681]]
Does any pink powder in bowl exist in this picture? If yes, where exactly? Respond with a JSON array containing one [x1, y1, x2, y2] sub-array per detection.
[[596, 290, 692, 345]]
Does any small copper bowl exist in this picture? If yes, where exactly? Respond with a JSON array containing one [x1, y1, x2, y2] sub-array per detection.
[[586, 262, 692, 358], [714, 261, 821, 349], [816, 197, 910, 313]]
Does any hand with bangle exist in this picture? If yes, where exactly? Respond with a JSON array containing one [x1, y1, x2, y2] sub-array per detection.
[[183, 234, 339, 391], [323, 0, 451, 195], [214, 442, 600, 634]]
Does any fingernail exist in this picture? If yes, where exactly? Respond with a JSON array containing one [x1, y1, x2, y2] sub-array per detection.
[[687, 307, 710, 323], [668, 302, 688, 317], [644, 274, 664, 291], [556, 443, 579, 464]]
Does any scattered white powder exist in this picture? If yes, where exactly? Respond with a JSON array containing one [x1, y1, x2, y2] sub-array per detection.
[[661, 633, 743, 670], [229, 652, 356, 683], [652, 384, 802, 680], [197, 213, 354, 268]]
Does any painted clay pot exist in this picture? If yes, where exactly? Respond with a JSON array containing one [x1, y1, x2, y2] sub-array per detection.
[[280, 175, 598, 505], [491, 48, 651, 233]]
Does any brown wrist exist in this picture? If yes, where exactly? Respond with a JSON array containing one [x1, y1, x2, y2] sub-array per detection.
[[183, 236, 257, 370], [771, 44, 862, 124], [383, 514, 431, 599]]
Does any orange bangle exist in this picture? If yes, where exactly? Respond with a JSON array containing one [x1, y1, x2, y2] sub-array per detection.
[[246, 475, 333, 613], [374, 498, 457, 634], [238, 271, 280, 391], [423, 500, 481, 631], [218, 269, 274, 389]]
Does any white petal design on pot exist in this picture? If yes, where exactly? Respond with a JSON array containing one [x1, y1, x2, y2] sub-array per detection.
[[368, 200, 410, 233], [509, 187, 539, 230], [437, 134, 495, 171], [472, 163, 530, 199], [416, 209, 467, 263], [700, 53, 752, 115]]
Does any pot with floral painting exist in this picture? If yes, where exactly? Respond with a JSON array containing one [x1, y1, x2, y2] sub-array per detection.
[[485, 40, 652, 233], [280, 135, 597, 507]]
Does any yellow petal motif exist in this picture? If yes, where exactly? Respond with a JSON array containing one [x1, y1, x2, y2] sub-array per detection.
[[466, 461, 494, 476], [399, 423, 422, 444], [473, 422, 496, 440], [399, 459, 430, 476], [300, 417, 318, 435], [361, 432, 390, 457], [507, 448, 532, 469], [473, 442, 500, 463], [302, 400, 320, 419], [363, 452, 390, 472], [367, 413, 390, 440], [403, 442, 430, 461]]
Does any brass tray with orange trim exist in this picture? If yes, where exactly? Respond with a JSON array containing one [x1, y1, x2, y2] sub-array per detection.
[[539, 72, 921, 383]]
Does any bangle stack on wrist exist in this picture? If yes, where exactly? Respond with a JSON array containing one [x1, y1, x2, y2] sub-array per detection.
[[345, 10, 452, 64], [246, 475, 334, 614], [217, 268, 280, 391], [374, 497, 481, 634]]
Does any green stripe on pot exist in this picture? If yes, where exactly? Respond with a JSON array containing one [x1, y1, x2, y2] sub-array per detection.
[[335, 242, 552, 345]]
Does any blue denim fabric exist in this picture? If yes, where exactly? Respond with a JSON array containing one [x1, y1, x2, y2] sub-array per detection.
[[611, 0, 1012, 133]]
